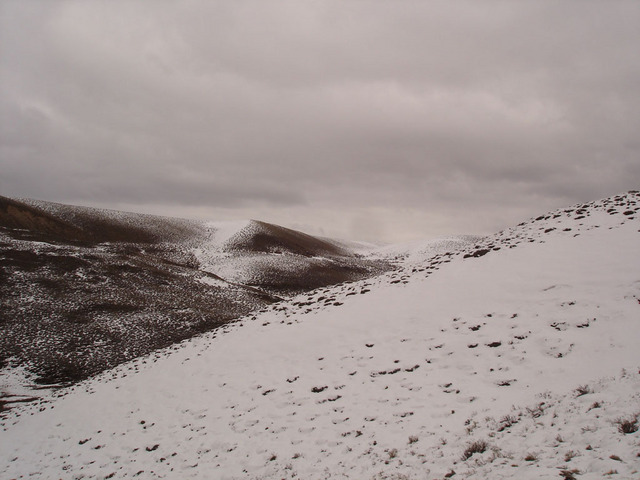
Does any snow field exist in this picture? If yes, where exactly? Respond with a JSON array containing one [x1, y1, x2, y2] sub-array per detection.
[[2, 193, 640, 479]]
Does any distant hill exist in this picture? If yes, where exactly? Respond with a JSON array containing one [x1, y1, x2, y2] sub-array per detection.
[[194, 219, 389, 295], [0, 196, 205, 244], [0, 196, 392, 387], [2, 191, 639, 479], [222, 220, 352, 257]]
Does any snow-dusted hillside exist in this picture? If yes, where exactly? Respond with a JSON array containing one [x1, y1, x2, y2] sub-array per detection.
[[0, 197, 391, 389], [193, 219, 389, 295], [2, 192, 639, 479]]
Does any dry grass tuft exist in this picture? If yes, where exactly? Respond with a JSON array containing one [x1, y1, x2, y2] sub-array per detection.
[[461, 440, 488, 461]]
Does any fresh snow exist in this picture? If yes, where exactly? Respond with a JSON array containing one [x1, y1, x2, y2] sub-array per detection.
[[203, 220, 253, 249], [366, 236, 481, 264], [2, 193, 640, 479], [193, 220, 252, 264], [192, 220, 255, 284]]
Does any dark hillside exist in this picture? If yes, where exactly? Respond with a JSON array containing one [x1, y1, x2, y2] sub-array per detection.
[[0, 197, 391, 392], [0, 196, 93, 244], [224, 220, 351, 257], [0, 230, 277, 386], [0, 196, 206, 245]]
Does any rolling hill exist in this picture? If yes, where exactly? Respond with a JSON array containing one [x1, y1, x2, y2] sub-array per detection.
[[1, 191, 638, 479], [0, 196, 391, 388]]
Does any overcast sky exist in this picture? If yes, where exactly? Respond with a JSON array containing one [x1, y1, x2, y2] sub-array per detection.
[[1, 1, 639, 243]]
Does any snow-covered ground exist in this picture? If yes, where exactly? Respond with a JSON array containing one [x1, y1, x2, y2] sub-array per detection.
[[192, 220, 255, 283], [199, 220, 254, 251], [364, 235, 481, 264], [2, 192, 639, 479]]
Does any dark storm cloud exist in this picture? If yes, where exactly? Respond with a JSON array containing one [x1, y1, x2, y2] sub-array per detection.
[[1, 0, 639, 242]]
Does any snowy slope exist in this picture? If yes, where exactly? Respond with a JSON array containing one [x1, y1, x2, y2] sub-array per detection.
[[364, 235, 482, 264], [1, 192, 640, 479], [0, 198, 391, 389]]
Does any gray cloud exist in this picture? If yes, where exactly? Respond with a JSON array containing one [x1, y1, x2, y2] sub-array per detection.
[[1, 0, 639, 242]]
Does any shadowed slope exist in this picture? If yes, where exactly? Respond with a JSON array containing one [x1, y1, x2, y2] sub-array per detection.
[[0, 196, 206, 245], [0, 196, 93, 244], [223, 220, 352, 257]]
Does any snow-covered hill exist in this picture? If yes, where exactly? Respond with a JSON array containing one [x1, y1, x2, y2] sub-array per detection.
[[0, 197, 391, 389], [193, 219, 389, 295], [2, 191, 639, 479]]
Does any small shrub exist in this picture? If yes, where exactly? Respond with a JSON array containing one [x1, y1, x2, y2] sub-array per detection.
[[388, 448, 398, 459], [269, 454, 277, 461], [498, 415, 518, 431], [524, 453, 537, 461], [616, 416, 638, 434], [461, 440, 488, 461], [408, 435, 419, 444], [564, 450, 579, 462], [559, 469, 581, 480], [527, 403, 545, 418], [575, 385, 591, 397]]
